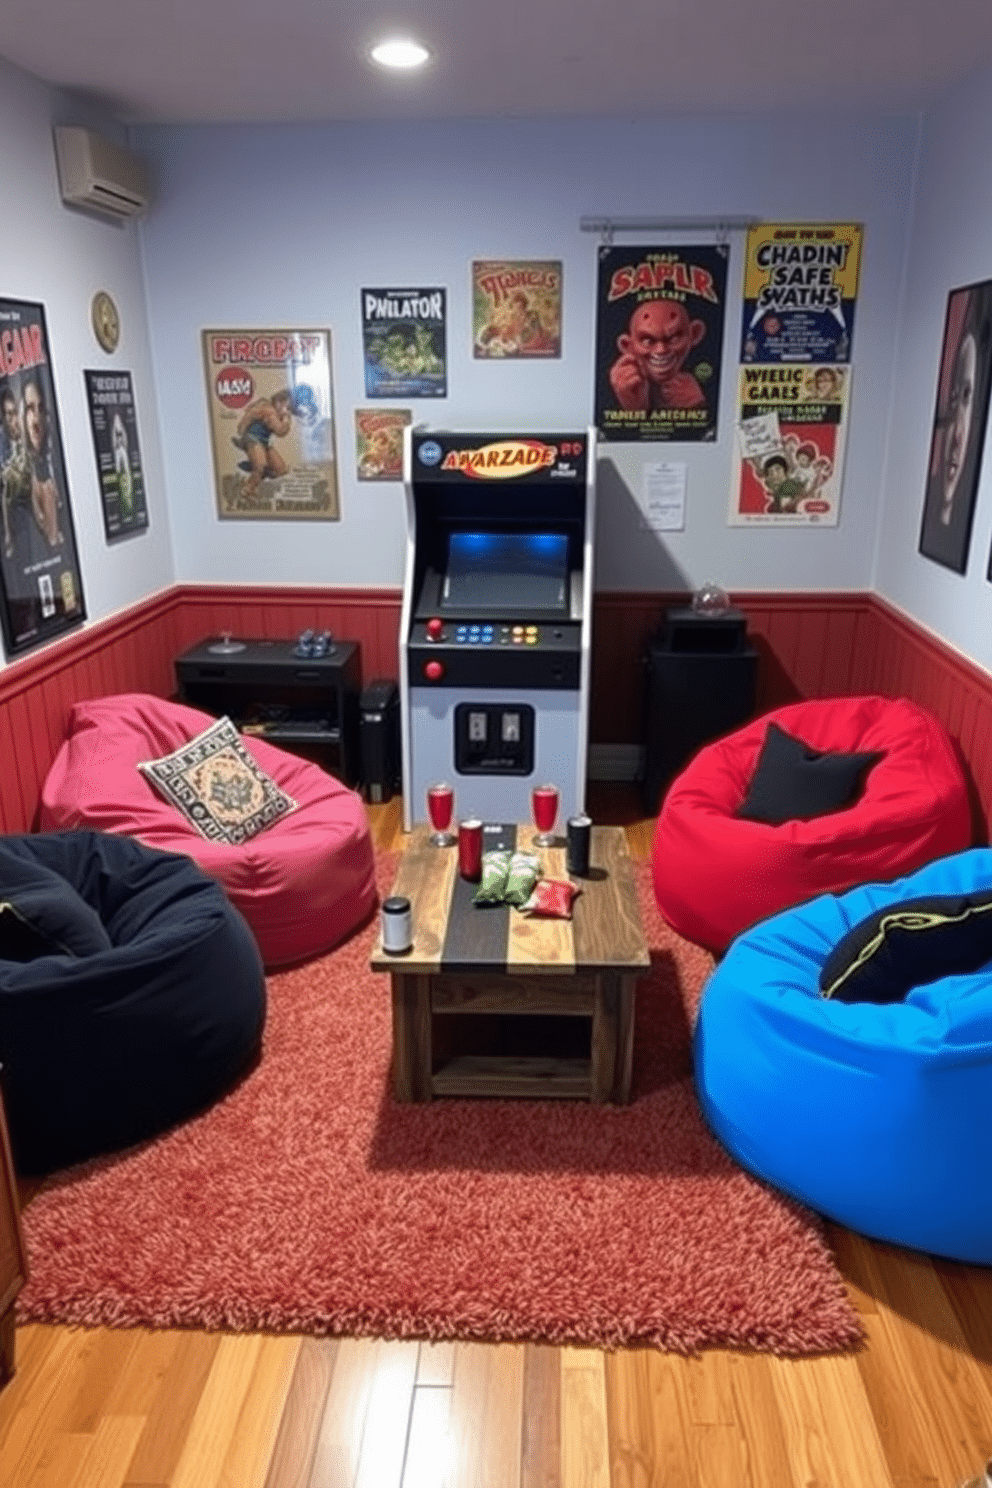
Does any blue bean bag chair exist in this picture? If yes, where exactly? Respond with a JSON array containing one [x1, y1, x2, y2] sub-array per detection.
[[693, 847, 992, 1263], [0, 830, 266, 1174]]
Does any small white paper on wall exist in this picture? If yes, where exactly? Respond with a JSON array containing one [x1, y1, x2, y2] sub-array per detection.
[[641, 460, 686, 531]]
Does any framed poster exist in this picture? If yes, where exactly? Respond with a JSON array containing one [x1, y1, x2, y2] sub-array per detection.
[[361, 288, 447, 398], [84, 370, 148, 541], [0, 298, 86, 657], [594, 243, 728, 443], [919, 280, 992, 574], [202, 329, 339, 520]]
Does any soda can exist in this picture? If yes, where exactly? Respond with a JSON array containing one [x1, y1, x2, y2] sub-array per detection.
[[458, 819, 484, 880], [566, 815, 592, 877]]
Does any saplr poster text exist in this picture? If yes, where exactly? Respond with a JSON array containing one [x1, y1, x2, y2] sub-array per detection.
[[594, 244, 728, 443]]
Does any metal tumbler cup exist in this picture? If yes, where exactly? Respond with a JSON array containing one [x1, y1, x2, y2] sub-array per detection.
[[566, 815, 592, 876], [381, 895, 412, 954], [458, 819, 483, 880]]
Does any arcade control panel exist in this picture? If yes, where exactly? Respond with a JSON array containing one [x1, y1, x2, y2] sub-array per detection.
[[407, 615, 582, 689]]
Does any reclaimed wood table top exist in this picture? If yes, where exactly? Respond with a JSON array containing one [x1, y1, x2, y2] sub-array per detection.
[[370, 822, 650, 977]]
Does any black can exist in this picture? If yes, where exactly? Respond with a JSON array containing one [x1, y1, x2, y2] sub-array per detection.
[[566, 815, 592, 876]]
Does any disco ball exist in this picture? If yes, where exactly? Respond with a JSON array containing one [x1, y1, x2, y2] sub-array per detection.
[[691, 582, 731, 615]]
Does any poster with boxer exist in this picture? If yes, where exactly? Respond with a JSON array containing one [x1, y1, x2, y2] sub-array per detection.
[[201, 328, 339, 520], [594, 243, 729, 443]]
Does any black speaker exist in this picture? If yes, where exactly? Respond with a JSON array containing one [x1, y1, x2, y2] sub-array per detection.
[[359, 679, 401, 803]]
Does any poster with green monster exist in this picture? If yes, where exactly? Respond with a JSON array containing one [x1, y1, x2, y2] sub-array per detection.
[[361, 287, 447, 398]]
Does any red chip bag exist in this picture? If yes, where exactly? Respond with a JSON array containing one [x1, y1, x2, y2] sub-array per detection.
[[522, 878, 580, 918]]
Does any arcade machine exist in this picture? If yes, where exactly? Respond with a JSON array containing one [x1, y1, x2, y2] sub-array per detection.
[[401, 427, 597, 831]]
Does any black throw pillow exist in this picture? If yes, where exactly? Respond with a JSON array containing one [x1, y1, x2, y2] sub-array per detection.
[[820, 890, 992, 1003], [737, 722, 883, 826]]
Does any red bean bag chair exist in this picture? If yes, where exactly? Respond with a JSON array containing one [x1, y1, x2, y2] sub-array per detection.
[[652, 695, 972, 954], [40, 693, 377, 968]]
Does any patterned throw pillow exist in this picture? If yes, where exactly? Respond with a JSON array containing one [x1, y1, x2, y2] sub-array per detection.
[[138, 716, 297, 844]]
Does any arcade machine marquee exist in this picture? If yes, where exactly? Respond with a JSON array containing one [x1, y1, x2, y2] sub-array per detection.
[[401, 428, 597, 831]]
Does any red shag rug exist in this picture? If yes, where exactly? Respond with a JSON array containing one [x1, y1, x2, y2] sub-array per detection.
[[15, 857, 862, 1356]]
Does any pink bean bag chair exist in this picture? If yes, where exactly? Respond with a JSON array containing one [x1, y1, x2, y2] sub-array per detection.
[[40, 693, 377, 968], [652, 695, 972, 954]]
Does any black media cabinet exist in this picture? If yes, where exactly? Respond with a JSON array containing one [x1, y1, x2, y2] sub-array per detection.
[[175, 636, 362, 786]]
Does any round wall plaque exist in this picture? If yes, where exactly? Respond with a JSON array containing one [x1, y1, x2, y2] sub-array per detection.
[[91, 291, 120, 353]]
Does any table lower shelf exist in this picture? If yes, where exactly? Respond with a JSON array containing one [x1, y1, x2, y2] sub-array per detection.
[[388, 968, 637, 1104], [432, 1054, 592, 1100]]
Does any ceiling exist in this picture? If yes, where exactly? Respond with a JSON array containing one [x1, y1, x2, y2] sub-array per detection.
[[2, 0, 992, 125]]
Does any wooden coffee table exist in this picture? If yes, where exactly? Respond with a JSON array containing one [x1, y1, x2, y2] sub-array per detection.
[[370, 823, 650, 1103]]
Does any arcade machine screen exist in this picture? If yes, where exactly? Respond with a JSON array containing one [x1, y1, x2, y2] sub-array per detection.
[[440, 532, 569, 615]]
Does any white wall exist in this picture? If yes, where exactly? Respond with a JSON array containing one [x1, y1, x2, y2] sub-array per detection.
[[135, 112, 919, 596], [0, 56, 173, 671], [875, 67, 992, 675]]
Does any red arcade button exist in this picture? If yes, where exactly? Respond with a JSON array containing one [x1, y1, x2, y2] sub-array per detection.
[[424, 660, 445, 681]]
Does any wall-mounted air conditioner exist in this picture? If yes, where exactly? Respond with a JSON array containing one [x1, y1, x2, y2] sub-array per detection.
[[53, 126, 151, 222]]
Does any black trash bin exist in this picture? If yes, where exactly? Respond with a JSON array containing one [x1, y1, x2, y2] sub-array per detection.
[[359, 679, 401, 803], [642, 607, 759, 816]]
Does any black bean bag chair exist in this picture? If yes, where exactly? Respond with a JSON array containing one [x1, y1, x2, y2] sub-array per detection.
[[0, 830, 266, 1174]]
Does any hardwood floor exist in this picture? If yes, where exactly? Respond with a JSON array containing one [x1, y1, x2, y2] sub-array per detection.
[[2, 785, 991, 1488]]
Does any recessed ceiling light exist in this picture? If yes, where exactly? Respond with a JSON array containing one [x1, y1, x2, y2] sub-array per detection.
[[371, 38, 431, 70]]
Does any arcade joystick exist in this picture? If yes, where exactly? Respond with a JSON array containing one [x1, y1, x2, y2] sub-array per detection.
[[426, 617, 444, 641]]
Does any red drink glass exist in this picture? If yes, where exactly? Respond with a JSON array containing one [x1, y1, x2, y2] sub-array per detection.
[[531, 783, 559, 847], [426, 782, 456, 846]]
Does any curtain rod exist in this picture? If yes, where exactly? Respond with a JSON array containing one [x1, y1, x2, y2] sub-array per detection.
[[580, 215, 760, 241]]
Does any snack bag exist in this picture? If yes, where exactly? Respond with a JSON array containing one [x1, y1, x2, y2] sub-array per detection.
[[522, 878, 580, 919], [473, 850, 513, 905], [503, 851, 541, 907]]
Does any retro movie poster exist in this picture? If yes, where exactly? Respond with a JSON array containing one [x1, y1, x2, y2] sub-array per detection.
[[594, 243, 729, 443], [202, 329, 339, 521], [0, 298, 86, 657], [917, 280, 992, 574], [733, 364, 850, 525], [84, 370, 148, 542], [361, 287, 447, 398], [472, 260, 562, 358], [730, 223, 863, 526], [354, 407, 411, 481]]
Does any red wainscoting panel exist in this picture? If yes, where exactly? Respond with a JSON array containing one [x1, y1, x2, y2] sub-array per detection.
[[0, 589, 179, 835], [857, 598, 992, 840], [0, 583, 990, 839]]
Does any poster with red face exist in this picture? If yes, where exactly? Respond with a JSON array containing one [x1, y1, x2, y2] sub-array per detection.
[[594, 243, 729, 443]]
